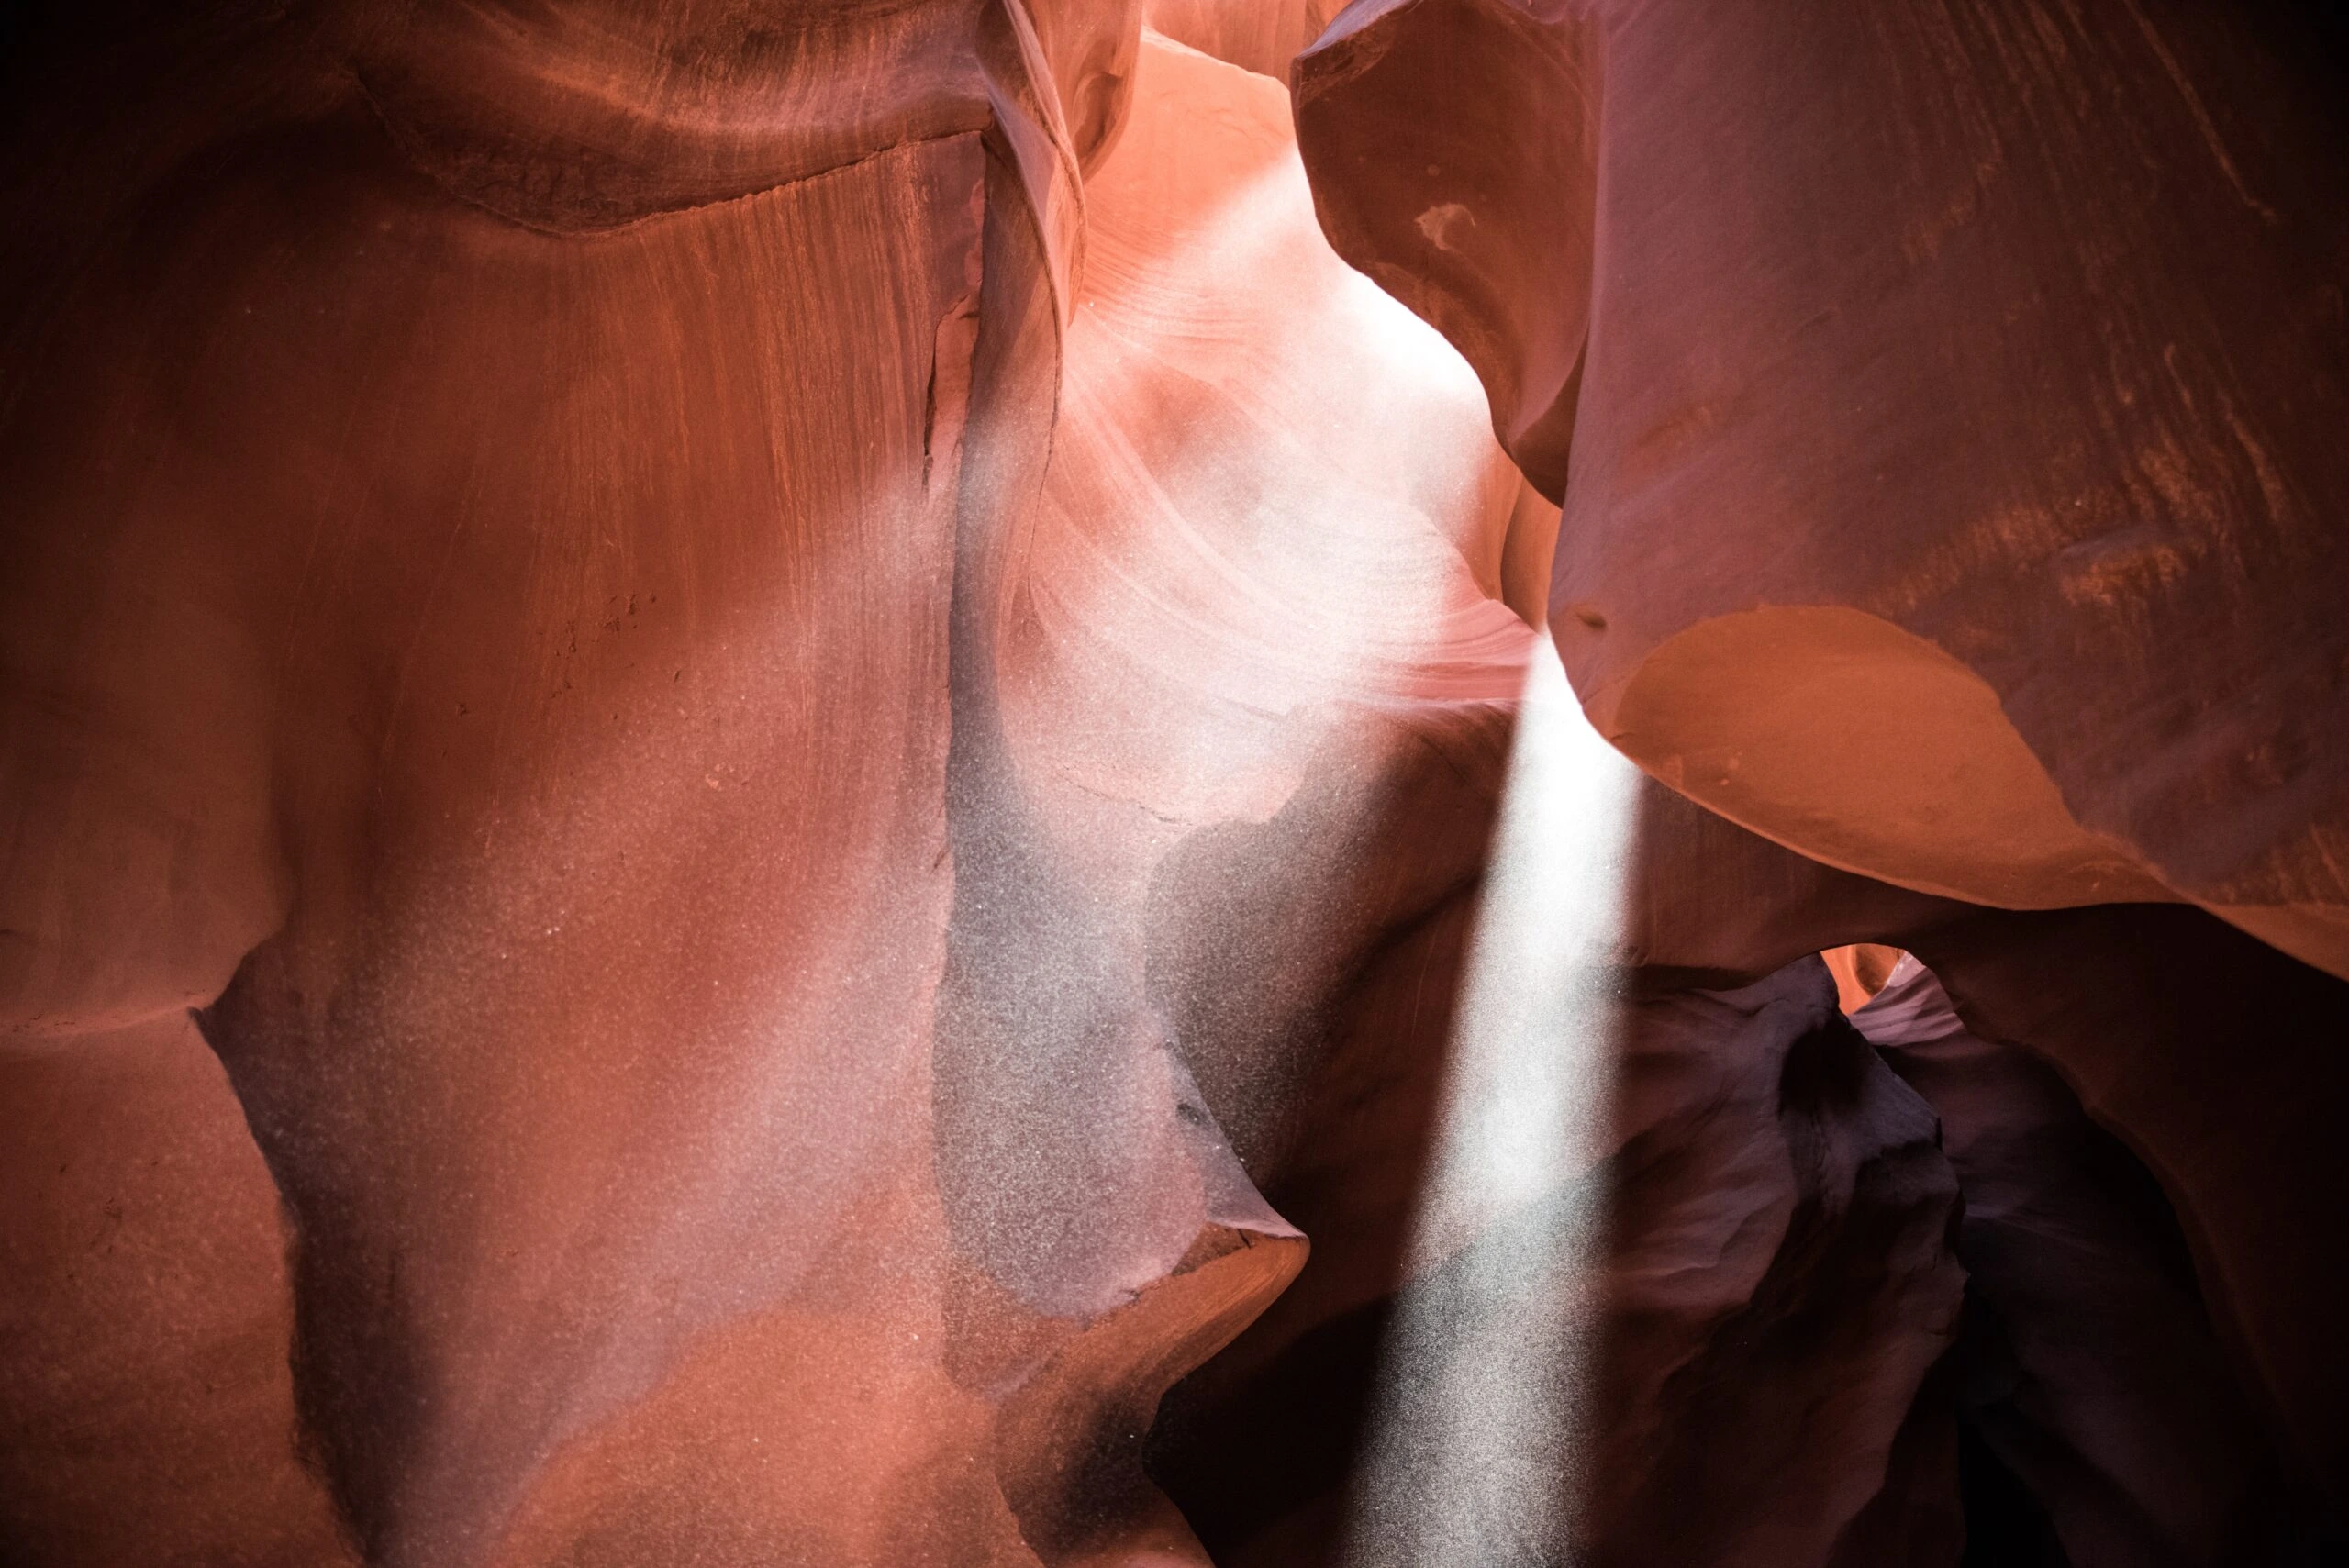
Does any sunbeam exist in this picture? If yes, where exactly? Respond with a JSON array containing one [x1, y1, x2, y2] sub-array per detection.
[[1348, 641, 1643, 1568]]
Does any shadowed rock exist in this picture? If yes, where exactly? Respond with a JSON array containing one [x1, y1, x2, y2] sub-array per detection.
[[1859, 954, 2317, 1565]]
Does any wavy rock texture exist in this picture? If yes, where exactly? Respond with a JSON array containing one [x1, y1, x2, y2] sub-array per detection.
[[1152, 950, 1965, 1567], [1906, 906, 2349, 1531], [1608, 852, 2349, 1541], [1622, 788, 1965, 986], [1294, 0, 2349, 979], [1857, 955, 2312, 1565], [1000, 28, 1530, 895], [929, 11, 1536, 1330], [0, 8, 1531, 1563], [0, 4, 1306, 1562], [1293, 0, 1600, 500], [1143, 0, 1350, 79], [1145, 700, 2349, 1560], [3, 2, 2345, 1563]]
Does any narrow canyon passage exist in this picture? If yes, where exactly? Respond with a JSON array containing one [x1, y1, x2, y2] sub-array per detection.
[[2, 3, 2346, 1565]]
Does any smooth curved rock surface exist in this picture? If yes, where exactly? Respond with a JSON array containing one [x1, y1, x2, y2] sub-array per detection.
[[1908, 905, 2349, 1527], [1154, 936, 1965, 1565], [1292, 0, 1599, 503], [1858, 955, 2313, 1566], [934, 27, 1529, 1336], [0, 12, 1535, 1562], [0, 5, 1305, 1562], [4, 3, 2344, 1562], [1294, 0, 2349, 978], [1143, 0, 1348, 82], [0, 1016, 351, 1568], [1147, 700, 1512, 1181], [1002, 27, 1530, 886], [175, 128, 986, 1563], [1825, 942, 1906, 1012], [1623, 785, 1966, 987]]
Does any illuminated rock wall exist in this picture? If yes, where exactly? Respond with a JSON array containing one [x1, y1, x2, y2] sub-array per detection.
[[2, 3, 2344, 1563], [1295, 0, 2349, 978]]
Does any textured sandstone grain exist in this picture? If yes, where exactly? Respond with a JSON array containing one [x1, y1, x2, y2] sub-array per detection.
[[1154, 884, 1966, 1567], [1295, 0, 2349, 978], [1909, 906, 2349, 1525], [0, 1016, 353, 1568], [1859, 955, 2311, 1565], [0, 2, 1276, 1561], [4, 0, 2344, 1560], [0, 9, 1527, 1562]]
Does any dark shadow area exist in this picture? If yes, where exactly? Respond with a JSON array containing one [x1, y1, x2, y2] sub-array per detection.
[[1957, 1414, 2065, 1568]]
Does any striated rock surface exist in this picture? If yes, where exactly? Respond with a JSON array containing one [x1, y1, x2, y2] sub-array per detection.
[[1825, 942, 1907, 1013], [1146, 702, 1513, 1183], [1002, 24, 1532, 875], [1293, 0, 1600, 502], [0, 4, 1313, 1562], [1294, 0, 2349, 978], [0, 11, 1529, 1563], [934, 17, 1528, 1336], [1143, 0, 1350, 81], [4, 2, 2344, 1562], [164, 123, 989, 1562], [1622, 786, 1965, 987]]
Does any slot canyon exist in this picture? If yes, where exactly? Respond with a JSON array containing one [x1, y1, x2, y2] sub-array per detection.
[[4, 1, 2347, 1563]]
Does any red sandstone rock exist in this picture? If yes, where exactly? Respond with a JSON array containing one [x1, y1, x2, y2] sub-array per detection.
[[1153, 880, 1966, 1568], [0, 1016, 351, 1567], [1605, 822, 2349, 1540], [1824, 943, 1906, 1012], [1622, 787, 1965, 985], [931, 18, 1524, 1334], [0, 4, 1308, 1561], [6, 2, 2346, 1561], [0, 12, 1524, 1562], [1145, 701, 1513, 1181], [999, 28, 1529, 906], [1149, 692, 2349, 1556], [1142, 0, 1349, 80], [926, 36, 1539, 1558], [1857, 954, 2310, 1565], [1292, 0, 1600, 506], [1906, 906, 2349, 1529], [1295, 0, 2349, 979]]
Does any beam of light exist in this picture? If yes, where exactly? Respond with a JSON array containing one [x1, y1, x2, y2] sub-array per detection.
[[1347, 639, 1644, 1568]]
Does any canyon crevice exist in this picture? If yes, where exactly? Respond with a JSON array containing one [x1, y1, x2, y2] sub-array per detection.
[[3, 2, 2344, 1563]]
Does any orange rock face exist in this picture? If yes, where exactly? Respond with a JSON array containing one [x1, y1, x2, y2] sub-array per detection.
[[1295, 0, 2349, 979], [0, 1017, 351, 1568], [4, 1, 2346, 1562], [2, 8, 1510, 1561], [6, 4, 1208, 1560]]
